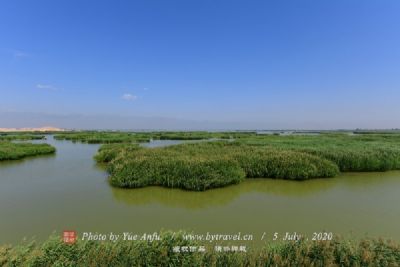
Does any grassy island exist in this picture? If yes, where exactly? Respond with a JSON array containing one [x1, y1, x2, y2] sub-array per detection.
[[96, 142, 339, 190], [0, 142, 56, 161]]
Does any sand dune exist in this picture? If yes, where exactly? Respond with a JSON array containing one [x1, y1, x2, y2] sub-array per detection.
[[0, 126, 65, 132]]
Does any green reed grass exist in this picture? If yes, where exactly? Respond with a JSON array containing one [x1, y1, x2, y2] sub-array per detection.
[[237, 134, 400, 172], [1, 232, 398, 267], [94, 143, 141, 163]]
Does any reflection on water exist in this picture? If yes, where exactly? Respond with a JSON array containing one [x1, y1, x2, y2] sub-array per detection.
[[111, 179, 334, 209], [1, 136, 400, 245], [112, 172, 400, 209], [0, 153, 56, 168]]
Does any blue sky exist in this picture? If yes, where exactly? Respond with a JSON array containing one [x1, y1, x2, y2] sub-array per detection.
[[1, 0, 399, 129]]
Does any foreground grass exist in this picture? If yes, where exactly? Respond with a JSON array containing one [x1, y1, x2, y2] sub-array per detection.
[[0, 232, 399, 266], [0, 142, 56, 161]]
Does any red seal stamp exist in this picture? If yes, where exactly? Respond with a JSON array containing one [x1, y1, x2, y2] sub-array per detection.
[[63, 230, 77, 244]]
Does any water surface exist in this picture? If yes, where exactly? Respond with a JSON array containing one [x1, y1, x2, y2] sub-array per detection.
[[1, 136, 400, 245]]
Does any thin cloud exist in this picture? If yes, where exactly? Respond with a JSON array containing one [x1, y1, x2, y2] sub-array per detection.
[[36, 84, 58, 91], [122, 93, 138, 101], [13, 50, 30, 59]]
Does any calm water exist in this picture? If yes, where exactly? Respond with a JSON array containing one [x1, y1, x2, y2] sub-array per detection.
[[1, 136, 400, 245]]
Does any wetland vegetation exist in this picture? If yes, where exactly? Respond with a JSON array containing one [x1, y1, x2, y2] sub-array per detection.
[[0, 134, 46, 141], [0, 142, 56, 161], [0, 133, 55, 161], [0, 233, 398, 267], [53, 131, 259, 143], [54, 132, 152, 144], [1, 131, 400, 265], [237, 133, 400, 172], [86, 131, 400, 190]]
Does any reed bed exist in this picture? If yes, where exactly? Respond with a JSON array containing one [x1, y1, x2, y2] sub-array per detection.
[[94, 132, 400, 191], [66, 131, 400, 190], [237, 134, 400, 172]]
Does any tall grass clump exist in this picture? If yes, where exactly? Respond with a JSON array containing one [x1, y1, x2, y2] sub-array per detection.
[[238, 133, 400, 172], [94, 143, 141, 163], [0, 142, 56, 161], [300, 147, 400, 172], [0, 233, 399, 266], [109, 153, 246, 191], [232, 148, 339, 179]]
